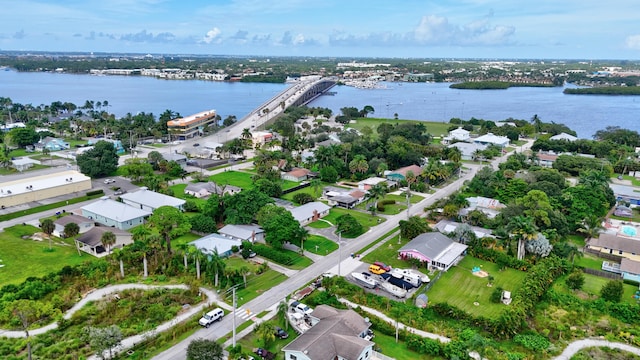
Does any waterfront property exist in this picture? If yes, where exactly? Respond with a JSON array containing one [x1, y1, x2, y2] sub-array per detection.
[[120, 187, 186, 212], [0, 170, 91, 208], [441, 127, 471, 145], [549, 132, 578, 142], [398, 232, 468, 271], [167, 109, 217, 140], [81, 197, 151, 230]]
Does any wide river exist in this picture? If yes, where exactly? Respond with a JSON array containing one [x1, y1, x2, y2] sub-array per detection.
[[1, 69, 639, 139]]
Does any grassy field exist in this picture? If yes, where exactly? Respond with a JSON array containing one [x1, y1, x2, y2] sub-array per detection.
[[304, 234, 338, 255], [320, 208, 385, 238], [553, 273, 639, 305], [357, 193, 424, 215], [574, 254, 603, 271], [373, 331, 434, 360], [361, 233, 415, 269], [345, 118, 452, 138], [0, 225, 93, 285], [209, 171, 256, 189], [427, 256, 527, 319], [228, 269, 288, 307]]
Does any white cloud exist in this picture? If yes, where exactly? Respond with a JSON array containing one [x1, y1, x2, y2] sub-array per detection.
[[202, 27, 221, 44], [412, 14, 514, 46], [625, 35, 640, 50]]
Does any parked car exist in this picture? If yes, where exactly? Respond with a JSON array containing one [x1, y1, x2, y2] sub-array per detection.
[[113, 189, 126, 195], [290, 301, 313, 316], [198, 308, 224, 328], [275, 326, 289, 339], [253, 348, 274, 360], [193, 143, 200, 147], [104, 178, 115, 184], [368, 264, 386, 275], [373, 261, 392, 272]]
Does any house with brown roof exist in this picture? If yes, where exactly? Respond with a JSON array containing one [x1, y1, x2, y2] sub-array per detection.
[[283, 305, 374, 360], [535, 152, 558, 168], [282, 168, 313, 182]]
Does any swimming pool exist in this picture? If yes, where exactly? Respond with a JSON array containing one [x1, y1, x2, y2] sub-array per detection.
[[621, 225, 638, 237]]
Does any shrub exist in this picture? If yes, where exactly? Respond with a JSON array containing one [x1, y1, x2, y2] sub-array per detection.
[[189, 214, 217, 233], [86, 189, 105, 196], [513, 333, 550, 352], [183, 199, 200, 212], [600, 280, 624, 303], [253, 244, 297, 266], [293, 193, 314, 205], [565, 271, 585, 290], [490, 287, 503, 303]]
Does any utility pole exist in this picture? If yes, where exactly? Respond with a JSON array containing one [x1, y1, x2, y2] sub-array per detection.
[[232, 286, 237, 347], [337, 231, 342, 276]]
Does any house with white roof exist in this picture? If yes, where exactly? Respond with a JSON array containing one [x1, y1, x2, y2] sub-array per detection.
[[81, 197, 152, 230], [398, 232, 468, 271], [459, 196, 505, 219], [549, 132, 578, 142], [610, 183, 640, 207], [357, 177, 396, 191], [290, 201, 331, 225], [442, 127, 471, 145], [184, 182, 241, 198], [218, 224, 265, 243], [433, 220, 495, 239], [447, 142, 488, 161], [0, 170, 91, 208], [190, 233, 241, 258], [120, 187, 186, 212], [11, 157, 40, 172], [473, 133, 510, 147]]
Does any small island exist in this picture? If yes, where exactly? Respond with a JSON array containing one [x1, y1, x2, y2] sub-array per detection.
[[450, 80, 557, 89], [563, 86, 640, 95]]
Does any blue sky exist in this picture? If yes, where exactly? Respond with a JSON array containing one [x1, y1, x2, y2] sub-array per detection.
[[1, 0, 639, 60]]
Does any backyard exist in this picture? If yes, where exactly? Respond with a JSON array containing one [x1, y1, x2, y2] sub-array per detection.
[[208, 170, 300, 191], [426, 256, 527, 319], [303, 234, 338, 255], [316, 207, 386, 238], [0, 224, 92, 285], [553, 272, 639, 305]]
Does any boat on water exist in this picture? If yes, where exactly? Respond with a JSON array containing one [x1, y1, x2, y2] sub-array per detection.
[[379, 281, 407, 298], [351, 272, 377, 289]]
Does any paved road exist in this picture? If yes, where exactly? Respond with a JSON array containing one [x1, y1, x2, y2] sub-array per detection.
[[553, 339, 640, 359]]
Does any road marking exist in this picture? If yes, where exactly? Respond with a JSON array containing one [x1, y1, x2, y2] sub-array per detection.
[[235, 307, 254, 320]]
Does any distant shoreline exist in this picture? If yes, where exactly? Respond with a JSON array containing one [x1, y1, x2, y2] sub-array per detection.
[[563, 87, 640, 95], [450, 81, 557, 90]]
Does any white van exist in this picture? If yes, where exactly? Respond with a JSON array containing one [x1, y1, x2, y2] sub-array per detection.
[[199, 308, 224, 327]]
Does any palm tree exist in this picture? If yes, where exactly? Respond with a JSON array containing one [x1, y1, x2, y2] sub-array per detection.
[[310, 178, 322, 198], [366, 183, 388, 212], [113, 248, 126, 278], [206, 249, 226, 287], [254, 322, 276, 348], [189, 245, 206, 280], [101, 231, 116, 254], [507, 216, 538, 260], [577, 215, 604, 243], [277, 300, 289, 330]]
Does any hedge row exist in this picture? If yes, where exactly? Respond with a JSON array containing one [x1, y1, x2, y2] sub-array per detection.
[[253, 243, 298, 266]]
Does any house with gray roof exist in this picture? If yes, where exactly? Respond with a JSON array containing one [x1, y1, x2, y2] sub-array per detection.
[[447, 142, 488, 161], [218, 224, 265, 243], [473, 133, 510, 147], [610, 183, 640, 206], [588, 233, 640, 263], [190, 233, 241, 258], [120, 187, 186, 212], [549, 132, 578, 142], [290, 201, 331, 225], [184, 181, 241, 198], [53, 214, 94, 237], [399, 232, 468, 271], [621, 258, 640, 283], [81, 197, 151, 230], [433, 220, 494, 240], [283, 305, 374, 360], [75, 227, 132, 257]]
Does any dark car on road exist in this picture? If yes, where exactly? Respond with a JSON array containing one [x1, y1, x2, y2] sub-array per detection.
[[275, 326, 289, 339]]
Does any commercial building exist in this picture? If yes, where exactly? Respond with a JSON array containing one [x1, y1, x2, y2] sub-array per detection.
[[120, 187, 185, 212], [0, 170, 91, 208], [167, 109, 217, 140]]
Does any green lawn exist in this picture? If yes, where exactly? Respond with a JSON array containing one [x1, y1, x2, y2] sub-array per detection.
[[0, 225, 93, 285], [169, 183, 188, 198], [303, 235, 338, 255], [172, 232, 202, 247], [345, 118, 452, 139], [307, 220, 331, 229], [320, 208, 385, 238], [224, 268, 288, 307], [361, 233, 415, 269], [372, 331, 433, 360], [574, 254, 603, 271], [209, 171, 256, 189], [427, 256, 527, 319], [233, 318, 295, 360], [553, 273, 639, 305], [280, 185, 322, 202]]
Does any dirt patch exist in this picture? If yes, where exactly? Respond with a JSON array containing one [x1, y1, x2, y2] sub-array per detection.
[[472, 270, 489, 278]]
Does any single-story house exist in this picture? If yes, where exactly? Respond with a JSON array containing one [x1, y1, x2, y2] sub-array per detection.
[[536, 152, 558, 168], [75, 227, 133, 257], [357, 177, 396, 191], [614, 205, 634, 218], [588, 233, 640, 263], [398, 232, 468, 271], [53, 214, 95, 237], [11, 157, 40, 172], [610, 183, 640, 207], [550, 132, 578, 142], [163, 153, 188, 167], [291, 201, 331, 225], [184, 182, 241, 198], [190, 233, 242, 258], [473, 133, 510, 147], [218, 224, 265, 243], [35, 137, 70, 151], [283, 305, 374, 360], [120, 187, 186, 212], [282, 168, 313, 182], [620, 258, 640, 283], [386, 164, 423, 182], [459, 196, 505, 219], [442, 127, 471, 145], [87, 138, 125, 154], [323, 186, 366, 209], [81, 197, 151, 230], [447, 142, 488, 161], [433, 220, 494, 239]]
